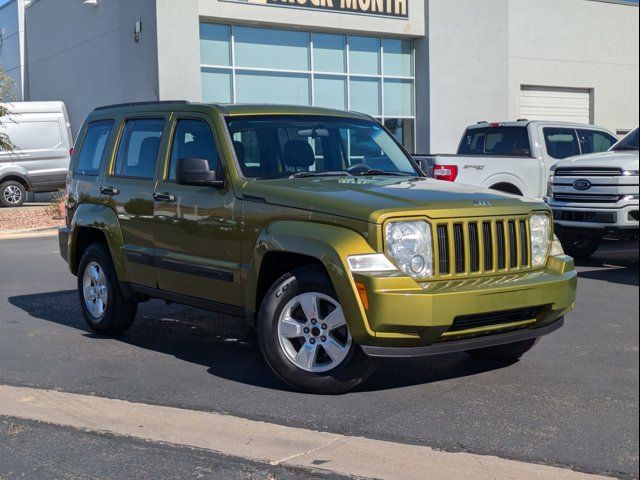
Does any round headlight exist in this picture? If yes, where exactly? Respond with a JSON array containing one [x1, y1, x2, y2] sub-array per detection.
[[530, 213, 551, 267], [385, 221, 434, 279]]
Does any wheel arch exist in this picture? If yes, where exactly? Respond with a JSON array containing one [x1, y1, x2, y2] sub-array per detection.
[[481, 174, 527, 197]]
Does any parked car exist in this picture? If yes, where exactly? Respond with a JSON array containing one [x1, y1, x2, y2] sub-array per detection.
[[0, 101, 73, 207], [423, 120, 617, 199], [546, 128, 639, 259], [59, 102, 576, 394]]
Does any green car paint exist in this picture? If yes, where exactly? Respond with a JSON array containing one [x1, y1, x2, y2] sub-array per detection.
[[59, 102, 576, 351]]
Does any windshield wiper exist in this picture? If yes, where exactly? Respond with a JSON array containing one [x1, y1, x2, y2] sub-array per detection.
[[354, 168, 410, 177], [291, 171, 353, 178]]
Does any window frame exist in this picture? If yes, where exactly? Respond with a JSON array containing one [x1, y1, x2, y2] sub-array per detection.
[[543, 127, 617, 160], [109, 115, 169, 181], [73, 118, 116, 177]]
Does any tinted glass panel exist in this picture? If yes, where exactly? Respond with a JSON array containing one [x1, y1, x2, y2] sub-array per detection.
[[235, 26, 309, 70], [577, 129, 617, 154], [314, 75, 347, 110], [75, 120, 114, 176], [169, 119, 219, 180], [544, 128, 580, 159], [349, 36, 380, 75], [236, 71, 310, 106], [384, 79, 414, 117], [458, 127, 531, 156], [200, 24, 231, 66], [385, 118, 415, 153], [350, 77, 381, 116], [201, 67, 232, 103], [313, 34, 346, 73], [114, 119, 164, 179], [226, 115, 417, 179], [383, 39, 413, 76]]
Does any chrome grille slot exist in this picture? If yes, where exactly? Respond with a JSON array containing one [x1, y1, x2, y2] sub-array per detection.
[[468, 223, 480, 272], [453, 224, 465, 273], [483, 221, 493, 270], [508, 221, 517, 268], [519, 220, 529, 267], [496, 221, 506, 270], [437, 225, 449, 275]]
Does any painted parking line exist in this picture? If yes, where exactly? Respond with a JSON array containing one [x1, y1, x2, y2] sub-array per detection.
[[0, 385, 610, 480]]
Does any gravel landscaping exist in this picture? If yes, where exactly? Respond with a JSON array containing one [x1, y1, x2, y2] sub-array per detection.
[[0, 205, 64, 232]]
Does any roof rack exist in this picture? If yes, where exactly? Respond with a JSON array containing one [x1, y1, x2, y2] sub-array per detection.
[[93, 100, 190, 111]]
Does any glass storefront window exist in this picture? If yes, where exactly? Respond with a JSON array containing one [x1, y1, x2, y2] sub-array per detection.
[[315, 75, 347, 110], [201, 68, 232, 103], [350, 78, 381, 116], [199, 23, 416, 151], [349, 36, 380, 75], [313, 34, 346, 73], [236, 71, 310, 106], [384, 79, 414, 117], [200, 24, 231, 66], [383, 39, 413, 77], [235, 26, 309, 71]]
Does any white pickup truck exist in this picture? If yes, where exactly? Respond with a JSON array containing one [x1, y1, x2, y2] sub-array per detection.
[[547, 128, 639, 258], [424, 120, 617, 199]]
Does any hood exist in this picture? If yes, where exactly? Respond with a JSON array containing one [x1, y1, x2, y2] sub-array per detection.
[[555, 150, 639, 171], [240, 176, 544, 223]]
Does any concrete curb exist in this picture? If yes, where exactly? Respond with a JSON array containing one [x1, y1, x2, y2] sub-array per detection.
[[0, 227, 59, 240], [0, 385, 611, 480]]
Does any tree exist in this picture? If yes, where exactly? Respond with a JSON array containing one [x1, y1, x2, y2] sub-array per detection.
[[0, 66, 16, 152]]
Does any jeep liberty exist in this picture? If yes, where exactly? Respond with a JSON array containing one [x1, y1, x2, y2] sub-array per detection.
[[59, 102, 577, 394]]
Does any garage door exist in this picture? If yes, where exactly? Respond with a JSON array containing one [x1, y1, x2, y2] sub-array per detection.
[[520, 86, 591, 124]]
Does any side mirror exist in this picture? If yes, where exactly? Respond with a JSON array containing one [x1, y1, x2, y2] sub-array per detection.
[[176, 158, 224, 188]]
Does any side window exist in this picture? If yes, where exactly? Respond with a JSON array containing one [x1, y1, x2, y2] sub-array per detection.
[[168, 119, 219, 180], [544, 128, 581, 159], [75, 120, 114, 176], [113, 118, 165, 179], [577, 129, 617, 154]]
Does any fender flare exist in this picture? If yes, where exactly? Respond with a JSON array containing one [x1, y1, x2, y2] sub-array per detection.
[[246, 220, 377, 339], [481, 173, 528, 196], [68, 204, 126, 276]]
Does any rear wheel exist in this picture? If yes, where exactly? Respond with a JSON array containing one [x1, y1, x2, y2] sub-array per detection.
[[557, 232, 601, 259], [466, 338, 538, 361], [77, 243, 137, 335], [0, 180, 26, 207], [257, 266, 375, 394]]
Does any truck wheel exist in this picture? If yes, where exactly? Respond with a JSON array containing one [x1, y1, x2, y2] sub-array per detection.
[[466, 338, 538, 361], [257, 266, 375, 394], [557, 232, 601, 259], [0, 180, 26, 207], [77, 243, 138, 335]]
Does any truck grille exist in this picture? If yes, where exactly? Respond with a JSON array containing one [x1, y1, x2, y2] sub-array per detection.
[[555, 167, 623, 177], [433, 216, 532, 279], [553, 194, 622, 203]]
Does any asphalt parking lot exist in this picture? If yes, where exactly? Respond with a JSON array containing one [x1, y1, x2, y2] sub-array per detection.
[[0, 236, 638, 478]]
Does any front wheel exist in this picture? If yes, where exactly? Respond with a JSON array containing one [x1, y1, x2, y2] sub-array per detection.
[[0, 181, 26, 207], [557, 232, 601, 259], [257, 266, 375, 394], [466, 338, 538, 361]]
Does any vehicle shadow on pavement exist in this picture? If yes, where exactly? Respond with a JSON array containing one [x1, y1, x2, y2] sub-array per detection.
[[574, 242, 639, 287], [8, 290, 517, 394]]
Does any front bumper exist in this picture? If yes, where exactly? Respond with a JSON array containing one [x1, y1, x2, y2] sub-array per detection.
[[350, 255, 576, 352], [549, 202, 639, 232]]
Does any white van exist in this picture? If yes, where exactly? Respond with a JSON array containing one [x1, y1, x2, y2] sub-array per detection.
[[0, 101, 73, 207]]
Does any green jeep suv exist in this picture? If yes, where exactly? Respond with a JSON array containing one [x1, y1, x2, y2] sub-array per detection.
[[59, 102, 577, 394]]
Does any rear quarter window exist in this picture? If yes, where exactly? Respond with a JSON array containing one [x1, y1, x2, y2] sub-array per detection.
[[75, 120, 115, 176], [458, 127, 531, 156]]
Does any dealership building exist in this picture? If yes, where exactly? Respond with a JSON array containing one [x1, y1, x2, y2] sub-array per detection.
[[1, 0, 638, 153]]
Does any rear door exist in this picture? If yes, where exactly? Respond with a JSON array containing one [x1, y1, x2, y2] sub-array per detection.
[[104, 115, 169, 288], [152, 114, 243, 307]]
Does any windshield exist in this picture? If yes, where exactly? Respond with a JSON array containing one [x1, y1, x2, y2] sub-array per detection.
[[610, 128, 639, 151], [458, 126, 531, 157], [226, 115, 419, 179]]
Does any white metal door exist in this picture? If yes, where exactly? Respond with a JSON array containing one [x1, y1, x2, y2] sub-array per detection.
[[520, 86, 591, 124]]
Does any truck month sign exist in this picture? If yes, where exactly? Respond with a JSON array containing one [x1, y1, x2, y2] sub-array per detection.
[[222, 0, 409, 18]]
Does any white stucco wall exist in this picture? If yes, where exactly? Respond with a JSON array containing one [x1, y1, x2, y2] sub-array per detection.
[[424, 0, 510, 154], [508, 0, 639, 135], [24, 0, 159, 136]]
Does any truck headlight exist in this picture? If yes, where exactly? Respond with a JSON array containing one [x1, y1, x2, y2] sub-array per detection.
[[551, 234, 565, 257], [384, 221, 434, 279], [530, 213, 551, 267]]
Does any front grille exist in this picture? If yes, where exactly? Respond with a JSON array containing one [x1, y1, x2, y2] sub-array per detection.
[[553, 210, 617, 224], [449, 306, 543, 332], [434, 216, 532, 278], [555, 167, 623, 177], [553, 194, 622, 203]]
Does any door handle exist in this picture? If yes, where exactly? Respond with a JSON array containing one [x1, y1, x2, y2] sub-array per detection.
[[100, 186, 120, 196], [153, 193, 177, 203]]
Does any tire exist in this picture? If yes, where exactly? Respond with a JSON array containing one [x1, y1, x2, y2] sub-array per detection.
[[557, 232, 601, 259], [0, 180, 26, 208], [77, 243, 138, 335], [257, 266, 375, 394], [466, 338, 538, 361]]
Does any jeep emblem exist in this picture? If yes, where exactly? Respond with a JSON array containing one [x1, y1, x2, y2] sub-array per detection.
[[573, 179, 592, 191], [474, 200, 491, 207]]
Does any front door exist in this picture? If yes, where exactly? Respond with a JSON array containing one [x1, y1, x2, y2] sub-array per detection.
[[152, 116, 243, 307]]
